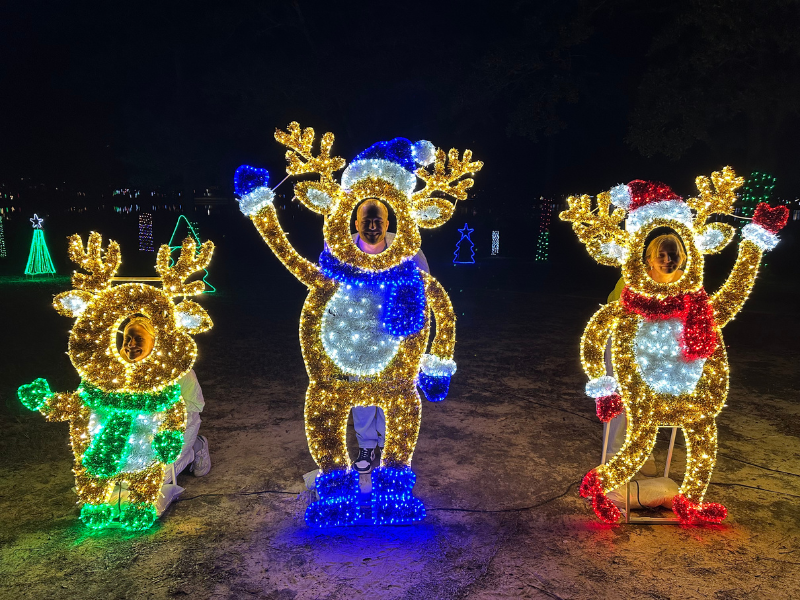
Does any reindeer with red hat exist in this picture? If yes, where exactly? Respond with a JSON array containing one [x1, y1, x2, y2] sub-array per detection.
[[560, 167, 789, 524]]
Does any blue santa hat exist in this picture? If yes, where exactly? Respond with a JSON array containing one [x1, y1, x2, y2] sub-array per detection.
[[341, 137, 436, 197]]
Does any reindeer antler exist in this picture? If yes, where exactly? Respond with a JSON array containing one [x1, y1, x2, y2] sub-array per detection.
[[411, 148, 484, 204], [68, 232, 121, 291], [274, 122, 346, 181], [687, 166, 745, 225], [560, 192, 629, 265], [156, 238, 214, 297]]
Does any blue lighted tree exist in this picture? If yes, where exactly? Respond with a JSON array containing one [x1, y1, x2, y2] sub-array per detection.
[[453, 223, 476, 264]]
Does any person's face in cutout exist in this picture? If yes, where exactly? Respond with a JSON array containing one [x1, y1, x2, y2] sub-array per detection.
[[355, 200, 389, 249], [647, 238, 683, 283], [121, 323, 155, 362]]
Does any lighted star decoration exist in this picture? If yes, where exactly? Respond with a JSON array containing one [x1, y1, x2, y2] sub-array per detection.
[[30, 214, 43, 229], [457, 224, 474, 237]]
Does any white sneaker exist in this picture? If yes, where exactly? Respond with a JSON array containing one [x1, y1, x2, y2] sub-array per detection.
[[190, 435, 211, 477], [353, 448, 376, 473]]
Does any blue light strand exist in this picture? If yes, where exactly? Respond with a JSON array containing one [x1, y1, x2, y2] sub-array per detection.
[[319, 249, 426, 337], [453, 223, 476, 264], [305, 469, 361, 527], [371, 467, 426, 525], [417, 372, 452, 403], [351, 138, 419, 172]]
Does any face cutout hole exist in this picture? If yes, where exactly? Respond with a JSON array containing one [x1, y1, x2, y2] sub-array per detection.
[[352, 199, 395, 252], [642, 228, 687, 284], [118, 315, 156, 363]]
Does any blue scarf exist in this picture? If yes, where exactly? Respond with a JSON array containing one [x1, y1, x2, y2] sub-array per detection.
[[319, 249, 426, 337]]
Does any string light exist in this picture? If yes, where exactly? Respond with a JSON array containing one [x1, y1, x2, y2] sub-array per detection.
[[239, 121, 481, 526], [453, 224, 475, 264], [138, 213, 153, 252], [0, 214, 6, 258], [24, 214, 56, 275], [491, 231, 499, 256], [535, 198, 552, 261], [167, 215, 216, 293], [561, 167, 788, 524], [17, 233, 214, 530], [739, 172, 776, 223]]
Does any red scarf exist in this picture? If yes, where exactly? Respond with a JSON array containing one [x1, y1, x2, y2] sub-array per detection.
[[620, 286, 717, 360]]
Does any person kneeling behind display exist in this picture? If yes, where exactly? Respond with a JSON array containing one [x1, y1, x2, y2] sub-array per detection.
[[117, 316, 211, 515]]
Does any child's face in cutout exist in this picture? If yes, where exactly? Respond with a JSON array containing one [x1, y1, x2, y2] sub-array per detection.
[[647, 239, 682, 283], [121, 323, 155, 362]]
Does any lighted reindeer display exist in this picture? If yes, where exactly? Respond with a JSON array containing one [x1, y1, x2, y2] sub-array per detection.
[[18, 233, 214, 530], [560, 167, 789, 524], [237, 122, 482, 525]]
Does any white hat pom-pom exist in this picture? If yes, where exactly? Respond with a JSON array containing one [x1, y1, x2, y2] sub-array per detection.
[[610, 183, 632, 210], [412, 140, 436, 166]]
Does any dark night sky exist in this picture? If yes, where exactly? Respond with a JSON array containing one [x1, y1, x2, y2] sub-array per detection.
[[1, 0, 799, 201]]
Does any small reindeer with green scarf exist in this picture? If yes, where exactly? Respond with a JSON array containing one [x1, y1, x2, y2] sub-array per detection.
[[18, 233, 213, 530]]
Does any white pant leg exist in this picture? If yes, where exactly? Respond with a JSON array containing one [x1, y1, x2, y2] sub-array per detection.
[[167, 411, 201, 480], [352, 406, 383, 449]]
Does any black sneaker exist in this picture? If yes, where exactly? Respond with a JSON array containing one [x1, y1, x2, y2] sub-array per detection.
[[353, 448, 376, 474]]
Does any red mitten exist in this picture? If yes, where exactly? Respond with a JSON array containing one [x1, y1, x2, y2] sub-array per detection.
[[596, 393, 624, 422], [753, 203, 789, 233]]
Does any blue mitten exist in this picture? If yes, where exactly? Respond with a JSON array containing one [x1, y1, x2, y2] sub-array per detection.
[[417, 355, 456, 403], [234, 165, 274, 216]]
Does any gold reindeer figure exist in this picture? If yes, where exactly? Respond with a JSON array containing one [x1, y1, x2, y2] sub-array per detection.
[[237, 122, 482, 525], [560, 167, 789, 524], [18, 233, 214, 530]]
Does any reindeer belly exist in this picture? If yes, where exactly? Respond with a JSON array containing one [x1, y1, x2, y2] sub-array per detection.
[[320, 284, 401, 376], [88, 409, 165, 472], [633, 318, 706, 395]]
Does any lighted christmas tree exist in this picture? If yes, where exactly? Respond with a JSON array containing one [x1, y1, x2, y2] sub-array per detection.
[[0, 214, 6, 258], [168, 215, 215, 292], [453, 223, 476, 264], [24, 214, 56, 275], [535, 199, 552, 261]]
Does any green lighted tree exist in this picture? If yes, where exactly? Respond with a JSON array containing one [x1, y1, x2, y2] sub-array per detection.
[[168, 215, 215, 292], [25, 214, 56, 276]]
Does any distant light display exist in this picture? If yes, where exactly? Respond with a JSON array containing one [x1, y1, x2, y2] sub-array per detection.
[[238, 121, 481, 527], [740, 172, 776, 223], [139, 213, 153, 252], [25, 214, 56, 275], [535, 199, 552, 261], [453, 223, 476, 264], [0, 215, 6, 258], [561, 167, 788, 525], [491, 231, 499, 255]]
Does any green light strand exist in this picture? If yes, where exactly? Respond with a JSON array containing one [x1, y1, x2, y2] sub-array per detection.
[[167, 215, 216, 293], [0, 215, 7, 258], [740, 171, 776, 224], [24, 229, 56, 275]]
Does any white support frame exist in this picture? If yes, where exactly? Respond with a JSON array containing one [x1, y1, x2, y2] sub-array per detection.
[[602, 422, 681, 524]]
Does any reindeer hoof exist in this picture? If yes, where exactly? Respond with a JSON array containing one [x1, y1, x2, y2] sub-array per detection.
[[371, 467, 425, 525], [580, 470, 622, 524], [305, 469, 361, 527], [80, 503, 115, 529], [672, 494, 727, 524], [120, 502, 158, 531]]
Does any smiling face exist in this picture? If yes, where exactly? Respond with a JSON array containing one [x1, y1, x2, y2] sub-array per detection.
[[646, 235, 686, 283], [121, 321, 155, 363], [355, 200, 389, 250]]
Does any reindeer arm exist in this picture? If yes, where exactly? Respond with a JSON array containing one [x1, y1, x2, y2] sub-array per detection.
[[710, 240, 763, 328], [580, 303, 620, 381], [249, 203, 324, 288], [18, 379, 84, 422], [423, 273, 456, 359]]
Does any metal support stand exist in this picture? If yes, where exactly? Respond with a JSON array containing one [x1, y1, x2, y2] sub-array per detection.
[[602, 422, 680, 524]]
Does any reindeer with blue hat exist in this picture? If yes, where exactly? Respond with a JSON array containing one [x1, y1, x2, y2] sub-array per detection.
[[236, 122, 482, 526]]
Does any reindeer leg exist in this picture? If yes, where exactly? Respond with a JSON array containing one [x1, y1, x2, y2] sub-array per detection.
[[75, 466, 116, 529], [304, 383, 360, 527], [581, 418, 658, 523], [120, 465, 163, 530], [672, 419, 727, 524], [371, 386, 425, 525]]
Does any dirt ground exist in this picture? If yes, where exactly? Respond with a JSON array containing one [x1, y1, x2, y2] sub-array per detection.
[[1, 248, 799, 599]]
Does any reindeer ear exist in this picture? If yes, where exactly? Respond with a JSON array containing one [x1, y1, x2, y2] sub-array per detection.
[[695, 222, 735, 254], [174, 300, 213, 334], [53, 290, 93, 318], [294, 181, 341, 215], [412, 198, 455, 229]]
